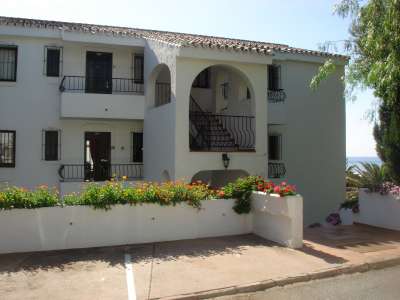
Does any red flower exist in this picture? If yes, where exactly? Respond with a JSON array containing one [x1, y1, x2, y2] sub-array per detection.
[[273, 186, 280, 194]]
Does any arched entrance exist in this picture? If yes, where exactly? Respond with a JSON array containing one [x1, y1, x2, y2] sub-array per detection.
[[189, 65, 255, 151]]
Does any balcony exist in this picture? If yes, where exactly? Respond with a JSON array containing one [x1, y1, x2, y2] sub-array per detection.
[[58, 163, 144, 182], [59, 76, 145, 119], [267, 89, 286, 124], [267, 89, 286, 103], [268, 162, 286, 179]]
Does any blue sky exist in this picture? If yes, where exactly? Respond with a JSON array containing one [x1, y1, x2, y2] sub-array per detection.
[[3, 0, 377, 157]]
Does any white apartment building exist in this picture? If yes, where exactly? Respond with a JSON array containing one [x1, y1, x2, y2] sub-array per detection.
[[0, 17, 347, 224]]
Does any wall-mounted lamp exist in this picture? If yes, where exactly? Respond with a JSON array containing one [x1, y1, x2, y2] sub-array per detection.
[[222, 153, 230, 169]]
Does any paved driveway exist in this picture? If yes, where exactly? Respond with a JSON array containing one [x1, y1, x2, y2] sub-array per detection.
[[1, 225, 400, 299]]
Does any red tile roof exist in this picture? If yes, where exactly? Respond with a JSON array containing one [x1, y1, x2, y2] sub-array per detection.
[[0, 16, 348, 59]]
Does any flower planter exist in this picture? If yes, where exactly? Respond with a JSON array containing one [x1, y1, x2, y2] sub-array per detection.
[[251, 192, 303, 248], [0, 199, 252, 254], [0, 192, 304, 254], [339, 208, 354, 225], [359, 188, 400, 231]]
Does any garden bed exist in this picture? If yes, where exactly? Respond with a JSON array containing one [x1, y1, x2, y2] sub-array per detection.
[[0, 177, 303, 253]]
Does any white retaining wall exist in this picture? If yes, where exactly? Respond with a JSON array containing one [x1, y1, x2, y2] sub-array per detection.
[[359, 189, 400, 231], [252, 192, 303, 248], [0, 193, 303, 254]]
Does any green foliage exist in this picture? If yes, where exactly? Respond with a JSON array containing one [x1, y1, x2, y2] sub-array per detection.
[[0, 185, 59, 209], [374, 102, 400, 184], [353, 162, 387, 192], [346, 160, 362, 188], [220, 176, 261, 214], [310, 59, 337, 91], [0, 177, 298, 214], [63, 181, 214, 210], [312, 0, 400, 183], [218, 176, 297, 214]]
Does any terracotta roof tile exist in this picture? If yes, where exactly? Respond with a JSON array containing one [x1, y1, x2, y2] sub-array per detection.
[[0, 16, 348, 59]]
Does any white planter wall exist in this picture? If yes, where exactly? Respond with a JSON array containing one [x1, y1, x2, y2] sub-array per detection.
[[252, 192, 303, 248], [0, 193, 303, 254], [359, 189, 400, 231]]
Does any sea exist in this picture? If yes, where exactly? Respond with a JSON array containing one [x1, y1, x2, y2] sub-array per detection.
[[347, 156, 382, 168]]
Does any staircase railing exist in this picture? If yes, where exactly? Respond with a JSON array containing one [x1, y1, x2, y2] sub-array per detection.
[[189, 95, 212, 149], [189, 95, 255, 151]]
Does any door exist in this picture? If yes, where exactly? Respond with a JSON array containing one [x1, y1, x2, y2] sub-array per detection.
[[86, 52, 113, 94], [84, 132, 111, 181]]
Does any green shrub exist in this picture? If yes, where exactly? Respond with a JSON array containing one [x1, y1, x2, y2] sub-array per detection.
[[63, 180, 214, 210], [0, 185, 59, 209], [354, 162, 387, 192]]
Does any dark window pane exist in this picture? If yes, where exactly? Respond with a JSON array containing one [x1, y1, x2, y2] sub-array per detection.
[[134, 55, 144, 83], [268, 135, 281, 161], [0, 46, 17, 81], [132, 132, 143, 162], [46, 48, 60, 77], [192, 68, 210, 88], [0, 130, 16, 167], [268, 65, 280, 91], [45, 131, 59, 161]]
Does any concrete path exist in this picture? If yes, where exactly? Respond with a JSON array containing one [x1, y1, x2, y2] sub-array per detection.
[[217, 264, 400, 300], [0, 224, 400, 299]]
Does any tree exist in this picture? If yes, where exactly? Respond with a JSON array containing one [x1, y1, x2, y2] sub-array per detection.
[[312, 0, 400, 183]]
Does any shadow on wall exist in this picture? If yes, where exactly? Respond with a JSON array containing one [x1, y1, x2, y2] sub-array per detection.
[[191, 169, 249, 189]]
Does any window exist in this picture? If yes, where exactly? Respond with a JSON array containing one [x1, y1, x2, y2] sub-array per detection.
[[133, 54, 144, 83], [131, 132, 143, 162], [268, 65, 281, 91], [268, 135, 282, 161], [45, 47, 61, 77], [0, 46, 17, 82], [42, 130, 60, 161], [192, 68, 210, 88], [0, 130, 16, 167]]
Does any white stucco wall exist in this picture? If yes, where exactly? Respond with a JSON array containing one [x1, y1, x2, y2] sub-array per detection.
[[61, 92, 145, 119], [0, 35, 144, 189], [358, 189, 400, 231], [0, 192, 303, 254], [270, 59, 346, 224]]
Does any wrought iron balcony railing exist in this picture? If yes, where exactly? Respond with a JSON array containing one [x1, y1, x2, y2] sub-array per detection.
[[189, 96, 255, 151], [268, 162, 286, 178], [268, 89, 286, 103], [58, 163, 144, 182], [59, 76, 144, 94]]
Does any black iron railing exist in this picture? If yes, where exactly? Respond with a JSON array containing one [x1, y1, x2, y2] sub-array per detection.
[[268, 162, 286, 178], [155, 82, 171, 106], [59, 76, 144, 94], [58, 163, 144, 182], [268, 89, 286, 103], [189, 96, 255, 151]]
